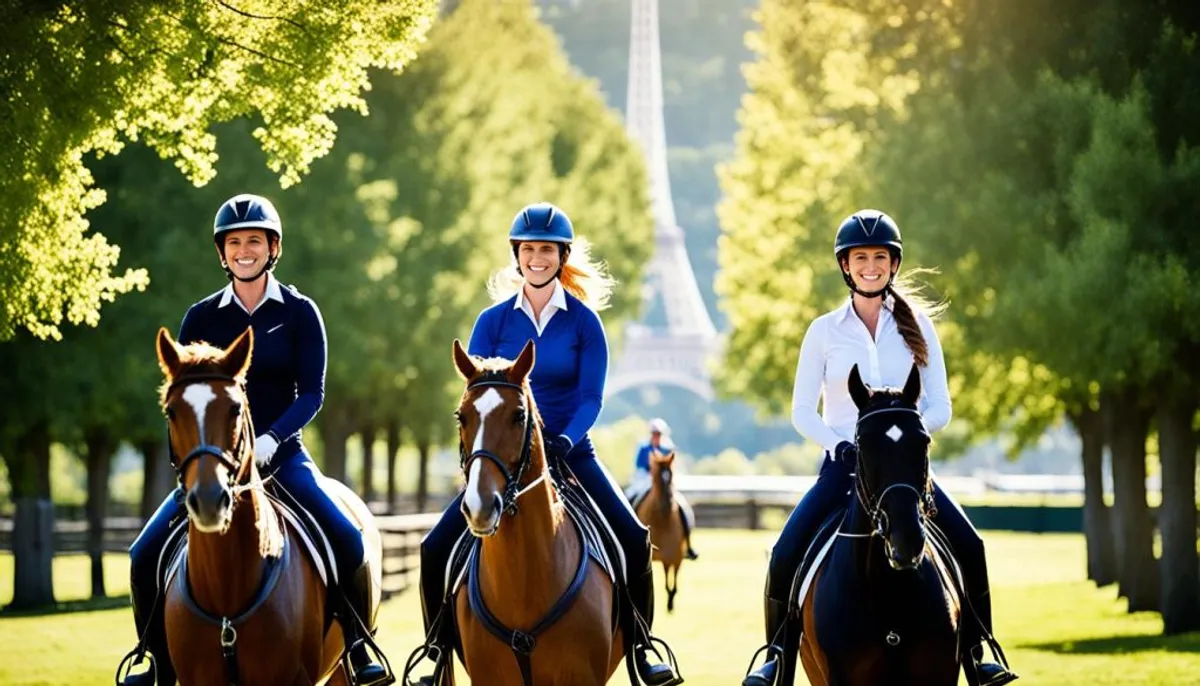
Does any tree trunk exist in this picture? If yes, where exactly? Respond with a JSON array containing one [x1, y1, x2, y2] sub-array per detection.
[[360, 425, 377, 505], [320, 413, 352, 485], [1069, 406, 1117, 586], [1156, 394, 1200, 634], [139, 439, 173, 522], [6, 422, 55, 610], [386, 421, 402, 514], [1105, 388, 1158, 612], [84, 428, 114, 599], [416, 437, 432, 512]]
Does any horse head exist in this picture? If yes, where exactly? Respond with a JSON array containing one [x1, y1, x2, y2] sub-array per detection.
[[156, 327, 256, 534], [847, 363, 934, 571], [649, 449, 676, 515], [452, 338, 543, 537]]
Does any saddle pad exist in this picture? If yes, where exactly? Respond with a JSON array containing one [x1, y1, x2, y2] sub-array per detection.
[[790, 506, 849, 610], [265, 482, 338, 589]]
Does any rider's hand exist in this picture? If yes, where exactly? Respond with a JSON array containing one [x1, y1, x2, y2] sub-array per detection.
[[834, 441, 858, 471], [254, 432, 280, 467], [544, 434, 574, 461]]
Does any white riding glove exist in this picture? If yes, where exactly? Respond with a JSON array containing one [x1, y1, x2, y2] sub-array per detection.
[[254, 433, 279, 467]]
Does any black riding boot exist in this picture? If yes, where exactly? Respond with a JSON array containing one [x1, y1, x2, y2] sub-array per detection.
[[627, 561, 683, 686], [965, 584, 1018, 686], [120, 580, 175, 686], [742, 596, 798, 686], [678, 508, 699, 561], [404, 546, 456, 686], [342, 563, 394, 686]]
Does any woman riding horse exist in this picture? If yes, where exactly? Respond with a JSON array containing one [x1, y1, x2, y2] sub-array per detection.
[[741, 209, 1017, 686], [626, 418, 699, 561], [120, 194, 391, 685], [409, 202, 683, 686]]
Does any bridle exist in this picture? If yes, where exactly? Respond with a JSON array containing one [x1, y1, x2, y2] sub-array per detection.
[[458, 375, 545, 517], [850, 405, 938, 539], [166, 373, 254, 492]]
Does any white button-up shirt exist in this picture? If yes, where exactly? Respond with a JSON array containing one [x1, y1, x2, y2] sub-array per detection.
[[791, 297, 952, 453], [514, 278, 568, 336]]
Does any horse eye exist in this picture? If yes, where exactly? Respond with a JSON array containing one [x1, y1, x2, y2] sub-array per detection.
[[513, 409, 526, 425], [164, 406, 175, 420], [228, 403, 241, 418], [453, 411, 465, 426]]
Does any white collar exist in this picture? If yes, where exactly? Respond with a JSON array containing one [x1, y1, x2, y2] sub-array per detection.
[[219, 272, 284, 313], [835, 293, 894, 324], [514, 278, 568, 313]]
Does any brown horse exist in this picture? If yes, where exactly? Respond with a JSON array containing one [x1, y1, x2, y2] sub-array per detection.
[[798, 364, 962, 686], [153, 326, 384, 685], [448, 338, 623, 686], [634, 450, 685, 613]]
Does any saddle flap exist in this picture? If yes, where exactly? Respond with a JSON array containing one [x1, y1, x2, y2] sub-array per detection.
[[266, 482, 338, 589], [791, 506, 849, 610]]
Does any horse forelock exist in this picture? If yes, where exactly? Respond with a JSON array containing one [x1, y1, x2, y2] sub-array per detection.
[[158, 342, 244, 406]]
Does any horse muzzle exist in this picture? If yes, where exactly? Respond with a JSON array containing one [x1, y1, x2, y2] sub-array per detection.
[[185, 482, 233, 533], [462, 491, 503, 537]]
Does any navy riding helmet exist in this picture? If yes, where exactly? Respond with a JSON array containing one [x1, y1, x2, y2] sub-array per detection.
[[509, 202, 573, 287], [213, 193, 283, 279], [833, 209, 902, 297]]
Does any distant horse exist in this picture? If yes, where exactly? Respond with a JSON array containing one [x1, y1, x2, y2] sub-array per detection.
[[149, 327, 385, 685], [799, 364, 962, 686], [446, 338, 624, 686], [634, 450, 686, 613]]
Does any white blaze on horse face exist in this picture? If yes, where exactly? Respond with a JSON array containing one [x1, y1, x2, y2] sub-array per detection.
[[465, 388, 504, 515], [886, 425, 904, 443], [182, 383, 218, 441]]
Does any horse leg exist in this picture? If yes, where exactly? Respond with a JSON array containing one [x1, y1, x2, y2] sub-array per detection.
[[666, 564, 678, 613]]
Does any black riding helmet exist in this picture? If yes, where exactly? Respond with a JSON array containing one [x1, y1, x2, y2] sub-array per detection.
[[834, 209, 902, 298], [213, 194, 282, 282]]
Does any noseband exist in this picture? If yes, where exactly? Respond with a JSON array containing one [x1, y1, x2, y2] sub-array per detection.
[[167, 373, 252, 491], [459, 377, 543, 517], [852, 405, 937, 538]]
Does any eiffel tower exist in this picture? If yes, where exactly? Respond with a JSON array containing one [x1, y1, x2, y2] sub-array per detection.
[[606, 0, 720, 401]]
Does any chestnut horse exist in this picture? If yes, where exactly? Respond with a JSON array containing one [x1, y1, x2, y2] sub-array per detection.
[[799, 364, 962, 686], [447, 339, 623, 686], [151, 327, 384, 685], [634, 450, 685, 613]]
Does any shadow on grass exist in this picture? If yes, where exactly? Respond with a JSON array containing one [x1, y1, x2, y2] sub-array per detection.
[[1025, 632, 1200, 655], [2, 594, 130, 617]]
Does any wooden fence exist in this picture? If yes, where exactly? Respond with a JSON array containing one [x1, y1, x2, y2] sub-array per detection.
[[0, 512, 443, 600]]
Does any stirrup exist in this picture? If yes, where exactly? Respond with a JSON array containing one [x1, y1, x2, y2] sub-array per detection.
[[400, 642, 449, 686], [971, 635, 1018, 686], [114, 647, 155, 685], [347, 637, 395, 686], [741, 643, 782, 686], [635, 634, 684, 686]]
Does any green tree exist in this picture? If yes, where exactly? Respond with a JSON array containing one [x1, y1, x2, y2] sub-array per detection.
[[1, 0, 437, 341]]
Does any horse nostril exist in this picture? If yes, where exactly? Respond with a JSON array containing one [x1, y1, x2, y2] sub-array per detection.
[[219, 489, 231, 511], [460, 498, 470, 516], [186, 491, 199, 513], [492, 492, 503, 513]]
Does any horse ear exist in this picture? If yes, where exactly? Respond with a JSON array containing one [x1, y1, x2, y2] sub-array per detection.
[[452, 339, 477, 380], [664, 451, 676, 465], [902, 363, 922, 404], [223, 327, 254, 379], [156, 327, 181, 378], [509, 339, 536, 383], [848, 364, 871, 410]]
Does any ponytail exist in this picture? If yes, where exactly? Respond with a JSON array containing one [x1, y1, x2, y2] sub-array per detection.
[[887, 268, 947, 367]]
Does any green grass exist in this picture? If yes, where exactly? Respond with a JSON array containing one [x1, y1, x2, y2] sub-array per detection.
[[2, 531, 1198, 684]]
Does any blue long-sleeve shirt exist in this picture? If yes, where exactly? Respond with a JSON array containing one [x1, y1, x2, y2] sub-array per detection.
[[178, 275, 327, 463], [467, 289, 608, 447]]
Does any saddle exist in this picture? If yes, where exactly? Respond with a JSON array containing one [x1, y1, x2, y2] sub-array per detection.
[[157, 482, 341, 608], [788, 500, 967, 613]]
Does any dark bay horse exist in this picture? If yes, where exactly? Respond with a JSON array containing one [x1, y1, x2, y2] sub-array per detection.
[[634, 450, 685, 613], [799, 364, 962, 686], [448, 339, 623, 686], [151, 327, 384, 685]]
